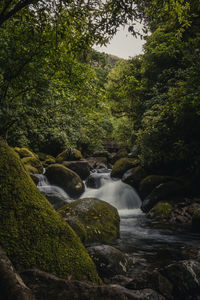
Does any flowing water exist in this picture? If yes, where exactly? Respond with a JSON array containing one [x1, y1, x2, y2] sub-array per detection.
[[37, 171, 200, 275], [81, 171, 200, 275]]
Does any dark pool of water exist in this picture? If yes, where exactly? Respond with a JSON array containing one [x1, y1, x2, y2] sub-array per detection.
[[112, 209, 200, 275]]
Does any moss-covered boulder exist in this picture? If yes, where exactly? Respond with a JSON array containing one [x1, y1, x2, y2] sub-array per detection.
[[192, 208, 200, 232], [14, 147, 38, 159], [21, 156, 43, 174], [0, 142, 100, 283], [139, 175, 176, 200], [111, 158, 139, 179], [56, 148, 82, 163], [45, 164, 85, 198], [58, 198, 120, 244], [141, 181, 185, 213]]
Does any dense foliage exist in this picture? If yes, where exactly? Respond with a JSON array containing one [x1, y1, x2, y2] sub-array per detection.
[[1, 0, 200, 181]]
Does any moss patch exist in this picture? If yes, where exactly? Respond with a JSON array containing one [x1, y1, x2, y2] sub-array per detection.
[[0, 142, 100, 283], [149, 202, 173, 219], [58, 198, 120, 244]]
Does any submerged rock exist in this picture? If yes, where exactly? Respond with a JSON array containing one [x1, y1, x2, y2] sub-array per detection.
[[45, 163, 85, 198], [21, 269, 165, 300], [87, 245, 132, 279], [58, 198, 120, 244], [0, 141, 100, 283]]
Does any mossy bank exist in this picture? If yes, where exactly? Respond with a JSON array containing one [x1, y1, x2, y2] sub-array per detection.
[[0, 141, 100, 283]]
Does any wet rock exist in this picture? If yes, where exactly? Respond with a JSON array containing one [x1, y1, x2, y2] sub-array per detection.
[[22, 156, 43, 174], [62, 160, 90, 180], [41, 192, 68, 210], [160, 260, 200, 299], [126, 270, 173, 300], [93, 151, 110, 159], [21, 269, 165, 300], [111, 158, 139, 179], [122, 166, 147, 190], [87, 245, 132, 279], [58, 198, 120, 244], [0, 246, 36, 300], [85, 172, 110, 189], [45, 163, 85, 198], [108, 275, 133, 286]]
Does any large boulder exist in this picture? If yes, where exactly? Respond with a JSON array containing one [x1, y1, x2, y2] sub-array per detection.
[[56, 148, 82, 162], [87, 245, 132, 279], [160, 260, 200, 299], [0, 141, 100, 283], [122, 166, 147, 190], [45, 164, 85, 198], [58, 198, 120, 244], [141, 181, 185, 213], [62, 160, 90, 180], [139, 175, 175, 200], [21, 269, 165, 300], [111, 158, 139, 179], [0, 246, 36, 300]]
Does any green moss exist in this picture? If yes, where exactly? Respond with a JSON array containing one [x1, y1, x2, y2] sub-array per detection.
[[111, 158, 139, 178], [14, 147, 38, 159], [149, 202, 173, 219], [56, 148, 82, 163], [0, 142, 101, 283], [21, 157, 43, 174], [58, 198, 120, 244]]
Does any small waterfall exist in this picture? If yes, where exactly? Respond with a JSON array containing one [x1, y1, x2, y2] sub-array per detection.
[[36, 174, 70, 209], [81, 172, 141, 211]]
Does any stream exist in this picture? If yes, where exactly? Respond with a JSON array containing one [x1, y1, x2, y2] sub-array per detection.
[[37, 170, 200, 276]]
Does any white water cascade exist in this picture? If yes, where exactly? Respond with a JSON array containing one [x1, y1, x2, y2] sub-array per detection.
[[81, 172, 141, 212]]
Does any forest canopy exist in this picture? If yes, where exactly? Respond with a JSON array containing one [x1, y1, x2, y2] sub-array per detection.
[[0, 0, 200, 178]]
